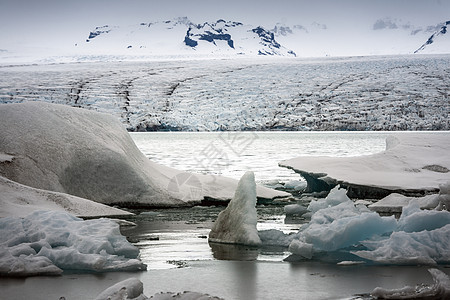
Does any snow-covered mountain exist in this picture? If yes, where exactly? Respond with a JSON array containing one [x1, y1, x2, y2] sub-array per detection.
[[75, 17, 449, 58], [415, 21, 450, 53], [80, 17, 296, 57]]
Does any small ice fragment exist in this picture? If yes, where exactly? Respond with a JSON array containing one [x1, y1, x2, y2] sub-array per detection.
[[288, 240, 313, 259], [94, 278, 147, 300], [284, 204, 308, 216], [371, 268, 450, 299]]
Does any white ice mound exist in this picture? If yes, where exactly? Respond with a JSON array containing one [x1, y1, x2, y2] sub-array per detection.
[[371, 268, 450, 299], [95, 278, 147, 300], [353, 202, 450, 265], [0, 211, 146, 277], [0, 102, 288, 207], [291, 186, 396, 254], [0, 175, 132, 218], [209, 171, 261, 246]]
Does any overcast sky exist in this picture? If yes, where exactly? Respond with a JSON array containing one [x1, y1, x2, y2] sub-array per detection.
[[0, 0, 449, 51]]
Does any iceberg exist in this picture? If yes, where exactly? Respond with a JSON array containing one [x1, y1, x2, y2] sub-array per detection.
[[209, 171, 261, 246], [0, 102, 288, 208], [0, 211, 146, 277], [371, 268, 450, 299], [279, 133, 450, 199]]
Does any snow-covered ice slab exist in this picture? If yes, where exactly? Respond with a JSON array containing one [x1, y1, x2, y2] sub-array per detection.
[[0, 102, 288, 207], [0, 211, 146, 277], [369, 193, 440, 214], [280, 132, 450, 198], [0, 175, 132, 218]]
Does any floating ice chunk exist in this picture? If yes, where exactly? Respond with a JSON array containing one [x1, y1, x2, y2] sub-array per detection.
[[209, 171, 261, 246], [369, 193, 440, 214], [258, 229, 297, 247], [0, 247, 63, 276], [284, 180, 307, 191], [150, 292, 224, 300], [397, 201, 450, 233], [303, 210, 397, 251], [288, 186, 397, 255], [337, 260, 365, 266], [288, 240, 313, 259], [95, 278, 147, 300], [354, 224, 450, 265], [371, 268, 450, 299], [307, 185, 351, 213], [0, 211, 146, 276], [436, 182, 450, 211], [284, 204, 308, 216]]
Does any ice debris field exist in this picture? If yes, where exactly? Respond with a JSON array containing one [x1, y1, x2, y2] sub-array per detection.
[[0, 55, 448, 132], [208, 172, 450, 266]]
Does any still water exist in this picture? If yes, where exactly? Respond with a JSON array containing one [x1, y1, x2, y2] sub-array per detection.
[[130, 131, 389, 183]]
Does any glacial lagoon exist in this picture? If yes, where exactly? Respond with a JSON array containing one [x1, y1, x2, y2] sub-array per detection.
[[2, 131, 449, 299]]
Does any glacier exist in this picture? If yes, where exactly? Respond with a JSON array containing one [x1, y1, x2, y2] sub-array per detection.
[[0, 211, 146, 277], [0, 56, 448, 132]]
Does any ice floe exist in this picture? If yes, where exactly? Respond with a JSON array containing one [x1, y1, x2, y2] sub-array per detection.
[[0, 211, 146, 277], [280, 133, 450, 199]]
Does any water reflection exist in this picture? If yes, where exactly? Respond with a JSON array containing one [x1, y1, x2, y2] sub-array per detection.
[[209, 242, 259, 261]]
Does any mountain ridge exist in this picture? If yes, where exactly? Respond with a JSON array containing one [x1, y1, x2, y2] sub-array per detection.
[[78, 17, 449, 58]]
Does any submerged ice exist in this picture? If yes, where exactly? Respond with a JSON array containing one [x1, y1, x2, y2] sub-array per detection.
[[0, 211, 146, 276]]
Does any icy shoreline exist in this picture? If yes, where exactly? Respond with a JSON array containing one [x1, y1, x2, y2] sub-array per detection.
[[280, 132, 450, 199]]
